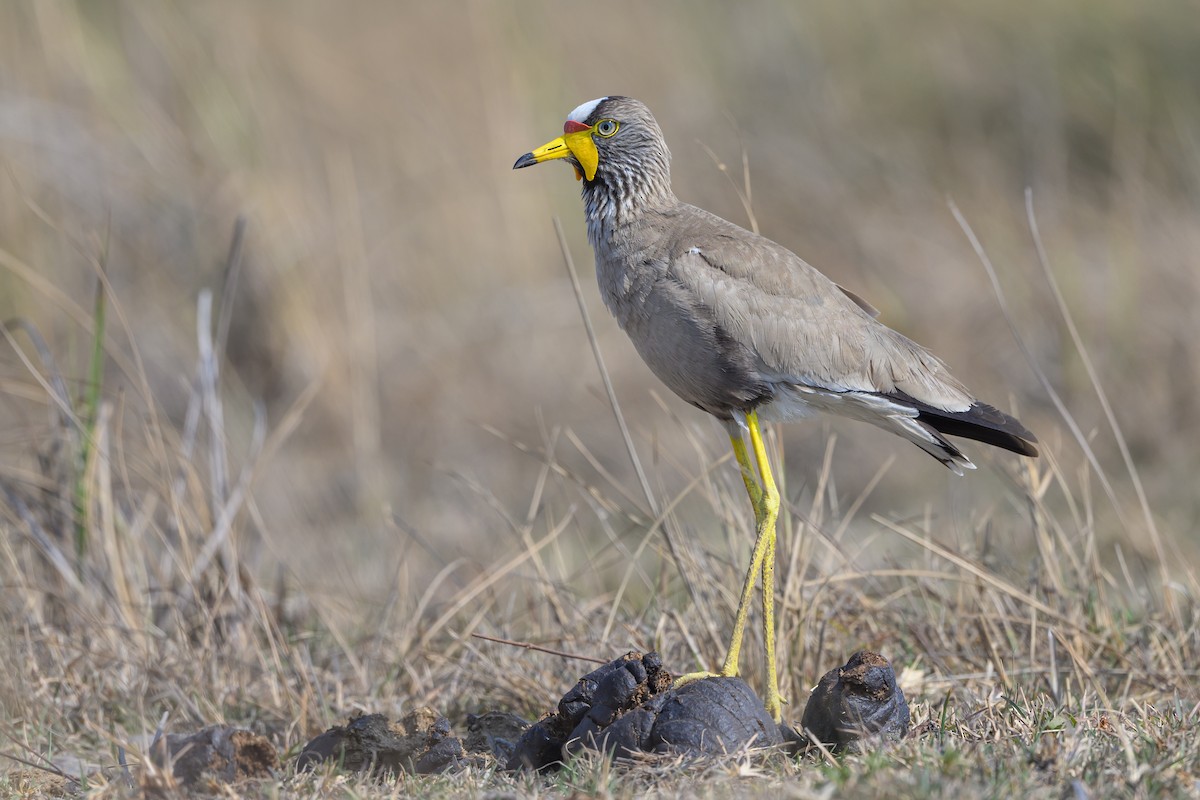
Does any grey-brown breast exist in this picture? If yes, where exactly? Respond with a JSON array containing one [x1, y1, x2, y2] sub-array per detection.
[[593, 210, 772, 419]]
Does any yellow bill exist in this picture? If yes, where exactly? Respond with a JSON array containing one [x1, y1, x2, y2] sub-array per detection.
[[513, 125, 599, 181]]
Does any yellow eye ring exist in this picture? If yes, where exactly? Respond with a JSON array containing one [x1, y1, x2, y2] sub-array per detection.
[[595, 119, 619, 137]]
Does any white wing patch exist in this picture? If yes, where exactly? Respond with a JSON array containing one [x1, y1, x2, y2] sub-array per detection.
[[568, 97, 607, 124]]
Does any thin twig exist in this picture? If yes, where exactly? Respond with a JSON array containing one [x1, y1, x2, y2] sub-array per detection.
[[1023, 190, 1174, 612], [2, 483, 85, 594], [0, 751, 78, 785], [190, 401, 266, 583], [552, 217, 659, 518], [214, 215, 247, 364], [1, 318, 78, 435], [416, 507, 577, 652], [947, 200, 1134, 540], [697, 118, 759, 234], [601, 443, 735, 656], [872, 513, 1080, 630], [197, 290, 229, 518], [470, 632, 607, 665]]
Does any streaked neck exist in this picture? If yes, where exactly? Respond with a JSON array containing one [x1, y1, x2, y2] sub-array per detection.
[[582, 162, 675, 248]]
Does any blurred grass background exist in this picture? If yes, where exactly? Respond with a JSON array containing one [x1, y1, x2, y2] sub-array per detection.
[[2, 0, 1198, 619]]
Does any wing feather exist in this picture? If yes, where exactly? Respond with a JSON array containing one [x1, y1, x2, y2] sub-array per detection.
[[664, 205, 973, 411]]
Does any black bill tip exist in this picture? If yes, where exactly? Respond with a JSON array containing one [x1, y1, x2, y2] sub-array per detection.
[[513, 152, 538, 170]]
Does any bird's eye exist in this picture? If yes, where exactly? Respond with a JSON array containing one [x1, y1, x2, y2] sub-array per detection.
[[595, 119, 619, 137]]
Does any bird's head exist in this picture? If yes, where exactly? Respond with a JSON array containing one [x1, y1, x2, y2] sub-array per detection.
[[513, 96, 670, 185]]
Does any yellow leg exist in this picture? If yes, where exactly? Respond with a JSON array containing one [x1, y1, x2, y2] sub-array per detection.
[[674, 411, 783, 722], [717, 420, 770, 679], [747, 413, 782, 722], [730, 433, 763, 510]]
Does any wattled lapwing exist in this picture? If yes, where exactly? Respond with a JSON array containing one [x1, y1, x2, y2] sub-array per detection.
[[514, 96, 1037, 722]]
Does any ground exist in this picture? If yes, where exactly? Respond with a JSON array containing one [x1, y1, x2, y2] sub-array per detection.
[[2, 3, 1199, 798], [2, 378, 1196, 796]]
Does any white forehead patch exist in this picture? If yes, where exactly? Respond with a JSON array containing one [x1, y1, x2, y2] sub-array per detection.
[[567, 97, 607, 124]]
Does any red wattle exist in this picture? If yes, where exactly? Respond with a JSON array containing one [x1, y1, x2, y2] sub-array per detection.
[[563, 120, 590, 134]]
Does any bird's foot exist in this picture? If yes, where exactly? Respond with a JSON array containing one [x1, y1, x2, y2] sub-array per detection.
[[672, 668, 732, 691], [674, 670, 784, 723], [763, 686, 785, 724]]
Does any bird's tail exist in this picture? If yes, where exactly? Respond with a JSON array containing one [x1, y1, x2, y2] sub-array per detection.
[[877, 412, 978, 476], [883, 392, 1039, 473], [769, 385, 1038, 476]]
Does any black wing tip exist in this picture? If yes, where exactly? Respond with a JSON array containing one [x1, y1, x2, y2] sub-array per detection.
[[1002, 433, 1039, 458], [888, 393, 1040, 459], [962, 400, 1039, 457]]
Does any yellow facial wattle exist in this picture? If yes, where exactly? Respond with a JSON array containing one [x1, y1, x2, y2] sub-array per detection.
[[514, 126, 600, 181]]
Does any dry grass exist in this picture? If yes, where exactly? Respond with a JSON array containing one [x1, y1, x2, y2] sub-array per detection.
[[1, 2, 1199, 798]]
